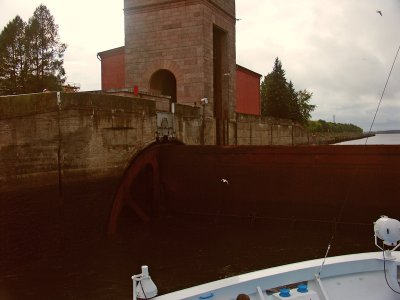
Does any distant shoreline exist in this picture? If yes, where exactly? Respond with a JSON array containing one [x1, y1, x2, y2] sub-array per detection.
[[332, 132, 375, 144], [372, 130, 400, 134]]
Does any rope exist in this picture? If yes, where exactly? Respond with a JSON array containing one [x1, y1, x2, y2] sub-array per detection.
[[366, 42, 400, 143]]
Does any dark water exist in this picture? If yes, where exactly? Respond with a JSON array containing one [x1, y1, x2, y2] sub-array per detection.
[[0, 179, 376, 299]]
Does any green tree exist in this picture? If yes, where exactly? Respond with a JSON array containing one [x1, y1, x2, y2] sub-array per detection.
[[0, 16, 27, 95], [0, 5, 67, 95], [295, 89, 316, 124], [261, 57, 291, 118], [261, 57, 315, 124], [287, 80, 299, 120], [307, 120, 363, 133], [25, 4, 66, 92]]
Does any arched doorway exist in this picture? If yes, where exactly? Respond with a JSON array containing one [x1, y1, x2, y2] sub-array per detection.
[[149, 69, 177, 102]]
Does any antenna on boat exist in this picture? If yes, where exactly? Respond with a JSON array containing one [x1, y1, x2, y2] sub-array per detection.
[[318, 241, 331, 276], [374, 216, 400, 258]]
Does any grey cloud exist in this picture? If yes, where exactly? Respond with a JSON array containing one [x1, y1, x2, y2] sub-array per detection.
[[237, 0, 400, 130]]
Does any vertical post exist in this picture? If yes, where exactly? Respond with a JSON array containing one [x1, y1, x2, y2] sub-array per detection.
[[227, 75, 230, 146], [200, 98, 208, 145], [224, 72, 231, 145], [201, 106, 205, 145], [132, 276, 137, 300], [250, 124, 252, 145], [171, 102, 175, 139], [270, 122, 273, 145], [56, 92, 63, 198], [235, 113, 238, 145], [292, 123, 294, 146]]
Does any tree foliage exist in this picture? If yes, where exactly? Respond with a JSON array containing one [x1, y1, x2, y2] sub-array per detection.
[[0, 16, 27, 94], [261, 58, 291, 118], [261, 57, 315, 124], [307, 120, 363, 133], [294, 89, 315, 124], [0, 5, 66, 95]]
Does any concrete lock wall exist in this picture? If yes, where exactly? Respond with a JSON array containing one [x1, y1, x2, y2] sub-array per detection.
[[0, 92, 367, 191], [0, 92, 157, 190], [0, 92, 209, 190], [236, 114, 309, 146], [0, 92, 392, 268]]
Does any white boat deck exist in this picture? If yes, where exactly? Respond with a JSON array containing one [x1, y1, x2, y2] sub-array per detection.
[[152, 252, 400, 300]]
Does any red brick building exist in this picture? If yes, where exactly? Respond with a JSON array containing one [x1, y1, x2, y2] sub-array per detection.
[[98, 46, 262, 116], [97, 0, 262, 122], [236, 65, 261, 115], [97, 46, 125, 90]]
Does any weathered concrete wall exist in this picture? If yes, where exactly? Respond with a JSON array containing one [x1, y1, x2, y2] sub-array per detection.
[[1, 93, 61, 189], [0, 92, 365, 191], [236, 114, 309, 145], [0, 93, 206, 190], [0, 92, 157, 190]]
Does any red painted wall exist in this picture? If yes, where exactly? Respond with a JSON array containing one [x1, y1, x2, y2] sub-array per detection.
[[98, 50, 262, 115], [98, 47, 125, 90], [236, 65, 261, 115]]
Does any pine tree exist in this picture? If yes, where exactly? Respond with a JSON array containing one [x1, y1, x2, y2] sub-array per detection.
[[25, 4, 66, 92], [260, 57, 315, 124], [0, 16, 27, 95], [0, 5, 67, 95], [261, 57, 291, 118]]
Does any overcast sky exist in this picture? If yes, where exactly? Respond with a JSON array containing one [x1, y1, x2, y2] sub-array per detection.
[[1, 0, 400, 131]]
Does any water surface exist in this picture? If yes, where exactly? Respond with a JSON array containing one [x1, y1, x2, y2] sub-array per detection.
[[336, 133, 400, 145]]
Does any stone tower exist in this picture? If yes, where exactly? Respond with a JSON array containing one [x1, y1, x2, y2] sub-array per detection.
[[124, 0, 236, 144]]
